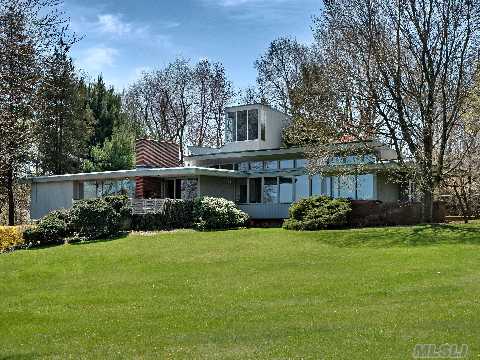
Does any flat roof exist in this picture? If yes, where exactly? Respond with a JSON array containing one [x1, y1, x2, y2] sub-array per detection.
[[28, 167, 247, 183]]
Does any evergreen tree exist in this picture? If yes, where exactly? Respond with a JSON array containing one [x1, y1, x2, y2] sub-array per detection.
[[36, 43, 94, 175], [87, 76, 122, 146]]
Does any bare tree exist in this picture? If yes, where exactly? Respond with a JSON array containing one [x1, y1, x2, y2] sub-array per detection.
[[255, 37, 310, 114], [288, 0, 480, 222]]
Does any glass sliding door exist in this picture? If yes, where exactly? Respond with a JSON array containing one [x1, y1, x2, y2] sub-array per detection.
[[263, 177, 278, 203], [279, 177, 293, 203], [249, 178, 262, 203], [294, 175, 310, 201]]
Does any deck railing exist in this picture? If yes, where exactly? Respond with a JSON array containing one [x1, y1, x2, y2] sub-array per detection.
[[129, 198, 168, 215]]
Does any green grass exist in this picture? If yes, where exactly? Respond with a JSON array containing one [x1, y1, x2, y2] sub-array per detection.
[[1, 224, 480, 359]]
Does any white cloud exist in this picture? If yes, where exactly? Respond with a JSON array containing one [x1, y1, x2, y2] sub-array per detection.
[[97, 14, 132, 35], [76, 46, 119, 72]]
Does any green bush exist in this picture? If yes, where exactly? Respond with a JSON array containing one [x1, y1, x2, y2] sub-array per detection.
[[69, 198, 123, 240], [193, 197, 249, 231], [131, 199, 194, 231], [23, 210, 72, 245], [283, 196, 352, 231]]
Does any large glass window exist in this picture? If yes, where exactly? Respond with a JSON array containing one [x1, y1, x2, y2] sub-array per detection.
[[296, 159, 308, 168], [237, 110, 248, 141], [357, 174, 374, 200], [338, 175, 356, 199], [236, 179, 248, 204], [84, 181, 98, 199], [295, 175, 310, 201], [249, 178, 262, 203], [249, 161, 263, 171], [279, 177, 293, 203], [280, 160, 295, 169], [264, 160, 278, 170], [238, 162, 249, 171], [226, 112, 236, 142], [263, 177, 278, 203], [312, 175, 331, 196], [248, 109, 258, 140], [181, 179, 198, 200]]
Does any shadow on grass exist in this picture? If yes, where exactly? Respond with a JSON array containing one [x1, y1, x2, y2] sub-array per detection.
[[24, 232, 130, 251], [309, 223, 480, 248]]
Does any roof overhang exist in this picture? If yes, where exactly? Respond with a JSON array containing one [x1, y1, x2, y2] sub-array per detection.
[[28, 167, 247, 183]]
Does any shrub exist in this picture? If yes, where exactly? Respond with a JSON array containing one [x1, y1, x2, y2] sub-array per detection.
[[0, 226, 24, 253], [131, 199, 194, 231], [70, 198, 123, 240], [193, 197, 249, 231], [23, 210, 71, 245], [283, 196, 352, 231]]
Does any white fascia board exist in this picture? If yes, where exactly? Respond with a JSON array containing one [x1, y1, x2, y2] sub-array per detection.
[[28, 167, 247, 183]]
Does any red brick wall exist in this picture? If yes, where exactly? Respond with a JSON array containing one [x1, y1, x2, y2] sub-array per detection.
[[135, 139, 180, 168], [135, 139, 180, 198]]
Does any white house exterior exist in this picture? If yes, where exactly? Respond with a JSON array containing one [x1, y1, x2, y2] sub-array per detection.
[[29, 104, 402, 220]]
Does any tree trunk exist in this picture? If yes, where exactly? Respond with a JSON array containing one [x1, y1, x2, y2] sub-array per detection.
[[422, 188, 433, 223], [7, 167, 15, 226]]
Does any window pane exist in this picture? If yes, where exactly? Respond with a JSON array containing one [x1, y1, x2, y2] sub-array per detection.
[[248, 109, 258, 140], [238, 162, 249, 171], [279, 177, 293, 203], [311, 175, 321, 196], [279, 160, 294, 169], [236, 179, 248, 203], [295, 175, 310, 201], [264, 160, 278, 170], [226, 112, 236, 142], [261, 117, 266, 141], [357, 174, 374, 200], [237, 110, 247, 141], [249, 178, 262, 203], [181, 179, 198, 200], [263, 177, 278, 203], [338, 175, 356, 199], [363, 154, 376, 164], [249, 161, 263, 171], [312, 175, 332, 196], [118, 179, 135, 198], [220, 164, 233, 170], [329, 156, 344, 165], [296, 159, 307, 168], [84, 181, 97, 199]]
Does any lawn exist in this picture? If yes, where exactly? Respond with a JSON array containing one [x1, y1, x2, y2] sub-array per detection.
[[1, 224, 480, 359]]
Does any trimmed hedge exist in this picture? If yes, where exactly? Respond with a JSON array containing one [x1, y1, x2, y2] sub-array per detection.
[[283, 196, 352, 231], [131, 199, 194, 231], [193, 196, 249, 231]]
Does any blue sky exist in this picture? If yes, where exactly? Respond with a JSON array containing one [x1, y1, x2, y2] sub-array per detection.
[[66, 0, 320, 92]]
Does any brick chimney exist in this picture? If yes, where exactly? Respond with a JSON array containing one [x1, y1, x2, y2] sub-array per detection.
[[135, 139, 180, 168], [135, 139, 180, 199]]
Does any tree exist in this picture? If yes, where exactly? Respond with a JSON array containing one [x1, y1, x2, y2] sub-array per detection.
[[288, 0, 480, 222], [124, 58, 234, 160], [0, 0, 68, 225], [87, 76, 122, 147], [82, 125, 135, 172], [255, 37, 310, 114], [36, 43, 93, 175]]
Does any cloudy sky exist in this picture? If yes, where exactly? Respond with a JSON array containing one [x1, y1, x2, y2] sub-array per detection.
[[67, 0, 320, 91]]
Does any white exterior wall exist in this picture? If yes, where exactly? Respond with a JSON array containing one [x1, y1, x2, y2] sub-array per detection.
[[199, 176, 236, 201], [30, 181, 74, 219]]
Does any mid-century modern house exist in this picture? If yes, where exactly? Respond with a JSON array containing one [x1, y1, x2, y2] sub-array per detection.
[[29, 104, 402, 220]]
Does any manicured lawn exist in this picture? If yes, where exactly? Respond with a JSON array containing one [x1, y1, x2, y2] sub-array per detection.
[[1, 224, 480, 359]]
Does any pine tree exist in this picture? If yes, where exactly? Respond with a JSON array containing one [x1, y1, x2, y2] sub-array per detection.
[[36, 43, 93, 175], [0, 3, 37, 225]]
